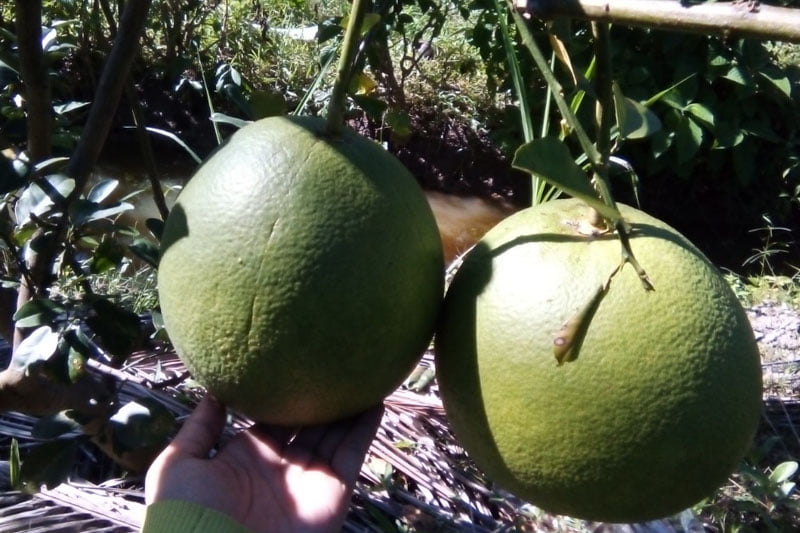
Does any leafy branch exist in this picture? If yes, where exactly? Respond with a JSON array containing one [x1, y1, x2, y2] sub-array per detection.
[[507, 2, 653, 290]]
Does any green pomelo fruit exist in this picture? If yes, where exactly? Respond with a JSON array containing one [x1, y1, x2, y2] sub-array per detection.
[[435, 198, 762, 522], [158, 115, 444, 426]]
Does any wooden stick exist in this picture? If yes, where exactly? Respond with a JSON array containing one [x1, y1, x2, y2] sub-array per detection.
[[516, 0, 800, 43]]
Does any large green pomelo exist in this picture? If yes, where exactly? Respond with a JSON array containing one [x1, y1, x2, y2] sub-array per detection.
[[158, 115, 444, 426], [435, 198, 762, 522]]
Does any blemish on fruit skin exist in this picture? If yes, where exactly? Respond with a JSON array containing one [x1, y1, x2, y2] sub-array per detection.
[[553, 283, 609, 366]]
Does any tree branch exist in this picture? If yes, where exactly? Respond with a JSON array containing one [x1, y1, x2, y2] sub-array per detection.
[[13, 0, 153, 349], [14, 0, 52, 163], [517, 0, 800, 43], [65, 0, 153, 194]]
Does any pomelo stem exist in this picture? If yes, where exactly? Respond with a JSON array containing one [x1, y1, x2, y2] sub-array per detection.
[[591, 22, 653, 291], [325, 0, 368, 137], [590, 22, 616, 214]]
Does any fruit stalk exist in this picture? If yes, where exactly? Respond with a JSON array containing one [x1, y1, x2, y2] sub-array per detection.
[[591, 21, 653, 290], [326, 0, 368, 137], [590, 22, 613, 205]]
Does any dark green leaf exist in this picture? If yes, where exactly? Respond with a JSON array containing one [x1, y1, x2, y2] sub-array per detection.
[[13, 298, 66, 328], [19, 439, 79, 491], [650, 128, 674, 160], [109, 398, 175, 452], [714, 120, 745, 149], [644, 74, 697, 109], [512, 138, 622, 222], [759, 66, 792, 99], [69, 199, 134, 227], [618, 96, 661, 140], [386, 110, 412, 141], [129, 237, 160, 268], [145, 218, 164, 241], [684, 103, 715, 130], [352, 95, 387, 120], [723, 63, 753, 87], [674, 116, 704, 164], [86, 299, 141, 358], [90, 239, 126, 274], [317, 18, 343, 43], [63, 327, 95, 382]]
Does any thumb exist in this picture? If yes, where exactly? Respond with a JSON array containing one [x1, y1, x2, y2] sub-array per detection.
[[145, 395, 227, 504], [168, 394, 227, 458]]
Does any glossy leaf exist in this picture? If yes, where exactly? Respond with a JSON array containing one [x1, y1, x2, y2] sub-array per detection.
[[90, 239, 126, 274], [129, 237, 160, 268], [684, 103, 715, 130], [109, 398, 175, 452], [612, 84, 661, 140], [13, 298, 66, 328], [87, 178, 119, 203], [759, 66, 791, 98], [15, 174, 76, 225], [52, 101, 90, 115], [10, 326, 59, 373], [770, 461, 798, 485], [723, 63, 753, 86], [69, 199, 134, 227], [64, 327, 94, 382], [513, 138, 622, 222]]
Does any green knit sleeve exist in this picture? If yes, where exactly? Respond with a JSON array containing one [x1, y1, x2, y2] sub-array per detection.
[[140, 499, 253, 533]]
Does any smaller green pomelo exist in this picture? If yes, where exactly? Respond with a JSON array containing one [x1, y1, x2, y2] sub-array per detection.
[[435, 198, 762, 523], [157, 116, 444, 426]]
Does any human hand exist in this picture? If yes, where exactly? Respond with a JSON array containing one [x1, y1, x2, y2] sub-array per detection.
[[145, 395, 383, 533]]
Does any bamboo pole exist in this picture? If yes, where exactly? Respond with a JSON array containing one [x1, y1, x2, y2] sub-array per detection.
[[516, 0, 800, 43]]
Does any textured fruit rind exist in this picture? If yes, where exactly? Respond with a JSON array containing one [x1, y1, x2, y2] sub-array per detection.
[[158, 115, 444, 425], [435, 198, 762, 522]]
